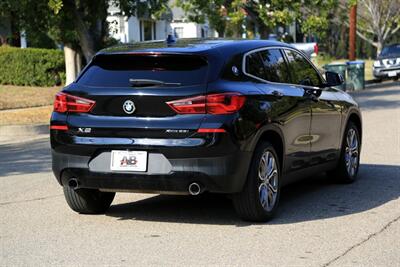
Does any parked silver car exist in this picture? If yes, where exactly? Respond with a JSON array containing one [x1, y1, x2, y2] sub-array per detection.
[[373, 43, 400, 81]]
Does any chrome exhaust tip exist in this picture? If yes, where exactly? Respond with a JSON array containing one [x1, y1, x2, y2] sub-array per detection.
[[68, 178, 79, 190], [188, 182, 202, 196]]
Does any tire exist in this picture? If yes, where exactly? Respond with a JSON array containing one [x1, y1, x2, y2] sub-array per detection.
[[328, 121, 361, 183], [232, 141, 281, 222], [63, 186, 115, 214]]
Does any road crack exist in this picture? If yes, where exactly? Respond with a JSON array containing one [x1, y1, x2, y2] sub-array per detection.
[[0, 194, 62, 206], [322, 214, 400, 267]]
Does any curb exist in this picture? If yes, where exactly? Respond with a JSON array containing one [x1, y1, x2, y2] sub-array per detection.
[[0, 124, 49, 145], [347, 81, 399, 94], [0, 124, 49, 136]]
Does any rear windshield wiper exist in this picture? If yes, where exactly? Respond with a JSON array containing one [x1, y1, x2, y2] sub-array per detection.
[[129, 79, 181, 88]]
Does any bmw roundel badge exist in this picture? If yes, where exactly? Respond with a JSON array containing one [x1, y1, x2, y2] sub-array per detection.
[[123, 100, 136, 114]]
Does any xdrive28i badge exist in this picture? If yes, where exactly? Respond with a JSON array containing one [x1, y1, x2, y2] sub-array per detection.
[[123, 100, 136, 114]]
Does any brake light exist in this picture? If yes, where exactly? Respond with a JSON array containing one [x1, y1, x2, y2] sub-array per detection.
[[206, 93, 246, 114], [53, 92, 95, 113], [166, 95, 205, 114], [166, 93, 246, 115]]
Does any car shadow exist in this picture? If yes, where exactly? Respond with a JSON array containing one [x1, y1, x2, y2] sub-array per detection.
[[106, 163, 400, 226], [350, 81, 400, 111], [0, 138, 51, 176], [365, 81, 400, 90]]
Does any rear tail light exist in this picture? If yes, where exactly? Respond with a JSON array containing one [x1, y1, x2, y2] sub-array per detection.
[[166, 95, 205, 114], [206, 93, 246, 114], [167, 92, 246, 115], [53, 92, 95, 113], [314, 44, 319, 55]]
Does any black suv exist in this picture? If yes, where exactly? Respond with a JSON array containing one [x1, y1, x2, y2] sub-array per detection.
[[51, 39, 362, 221]]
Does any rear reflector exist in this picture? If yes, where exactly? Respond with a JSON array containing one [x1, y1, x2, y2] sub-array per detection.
[[197, 128, 226, 133], [54, 92, 95, 113], [50, 125, 68, 131], [166, 92, 245, 115]]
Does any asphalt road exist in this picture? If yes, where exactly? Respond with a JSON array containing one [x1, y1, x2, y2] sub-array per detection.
[[1, 82, 399, 266]]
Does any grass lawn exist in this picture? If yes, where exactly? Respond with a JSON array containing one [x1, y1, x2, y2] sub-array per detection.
[[0, 105, 53, 125], [312, 56, 374, 81], [0, 85, 61, 110]]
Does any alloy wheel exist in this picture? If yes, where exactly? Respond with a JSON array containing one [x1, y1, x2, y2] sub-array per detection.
[[258, 151, 279, 212], [345, 128, 359, 177]]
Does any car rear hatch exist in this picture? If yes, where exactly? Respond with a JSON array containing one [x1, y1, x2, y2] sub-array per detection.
[[65, 53, 209, 139]]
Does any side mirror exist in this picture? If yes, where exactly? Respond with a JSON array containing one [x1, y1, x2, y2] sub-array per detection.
[[325, 71, 344, 87]]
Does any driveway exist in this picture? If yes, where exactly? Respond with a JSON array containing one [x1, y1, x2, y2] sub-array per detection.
[[1, 82, 399, 266]]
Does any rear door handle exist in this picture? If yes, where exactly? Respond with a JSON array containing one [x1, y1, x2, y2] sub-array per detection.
[[304, 89, 320, 102], [308, 94, 319, 102], [272, 90, 284, 98]]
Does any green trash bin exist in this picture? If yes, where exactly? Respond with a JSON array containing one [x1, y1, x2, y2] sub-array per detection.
[[323, 63, 347, 91], [346, 61, 365, 90]]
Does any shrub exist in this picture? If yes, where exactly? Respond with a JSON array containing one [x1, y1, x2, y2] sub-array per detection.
[[0, 46, 65, 86]]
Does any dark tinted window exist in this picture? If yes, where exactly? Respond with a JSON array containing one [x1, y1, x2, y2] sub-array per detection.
[[258, 49, 290, 83], [245, 52, 265, 79], [78, 54, 208, 87], [380, 44, 400, 57], [284, 50, 322, 87]]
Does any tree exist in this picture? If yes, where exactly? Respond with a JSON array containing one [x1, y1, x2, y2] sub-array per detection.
[[175, 0, 338, 40], [355, 0, 400, 55], [1, 0, 169, 84], [174, 0, 228, 37]]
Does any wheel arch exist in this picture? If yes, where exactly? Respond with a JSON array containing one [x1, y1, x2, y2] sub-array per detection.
[[346, 110, 363, 143], [340, 110, 363, 153], [248, 126, 285, 172]]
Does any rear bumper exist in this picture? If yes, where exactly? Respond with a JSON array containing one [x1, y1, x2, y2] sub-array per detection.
[[52, 149, 252, 194]]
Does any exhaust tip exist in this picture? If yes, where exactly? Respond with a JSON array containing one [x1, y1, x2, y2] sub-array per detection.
[[68, 178, 79, 190], [188, 182, 202, 196]]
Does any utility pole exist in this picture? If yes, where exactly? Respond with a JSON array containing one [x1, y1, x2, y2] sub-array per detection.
[[349, 4, 357, 60]]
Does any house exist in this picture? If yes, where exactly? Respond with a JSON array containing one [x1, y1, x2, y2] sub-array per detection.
[[107, 1, 217, 43], [170, 5, 217, 39], [107, 3, 171, 43]]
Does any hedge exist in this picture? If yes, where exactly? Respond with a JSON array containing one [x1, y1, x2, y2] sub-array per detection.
[[0, 46, 65, 86]]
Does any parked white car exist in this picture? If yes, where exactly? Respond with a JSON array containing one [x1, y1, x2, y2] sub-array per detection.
[[291, 42, 318, 58]]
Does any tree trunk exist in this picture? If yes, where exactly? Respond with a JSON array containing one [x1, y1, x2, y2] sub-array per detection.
[[348, 4, 357, 60], [72, 9, 96, 62], [75, 52, 82, 75], [64, 45, 78, 85], [376, 41, 383, 56], [75, 24, 96, 62]]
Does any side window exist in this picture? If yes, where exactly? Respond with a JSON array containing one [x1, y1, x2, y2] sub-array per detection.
[[245, 52, 265, 79], [258, 49, 291, 83], [284, 50, 322, 87]]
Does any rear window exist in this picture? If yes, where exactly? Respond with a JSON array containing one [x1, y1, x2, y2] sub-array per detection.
[[77, 54, 208, 87]]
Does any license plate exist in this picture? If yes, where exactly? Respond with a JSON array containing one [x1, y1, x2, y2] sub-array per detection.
[[110, 150, 147, 172], [388, 71, 397, 77]]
